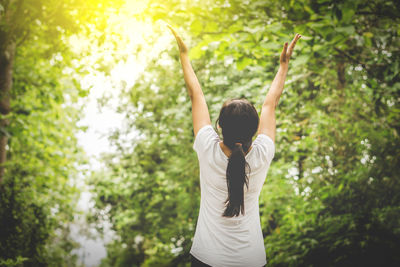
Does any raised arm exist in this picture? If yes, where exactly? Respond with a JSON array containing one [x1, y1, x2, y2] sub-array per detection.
[[167, 25, 211, 137], [258, 33, 301, 142]]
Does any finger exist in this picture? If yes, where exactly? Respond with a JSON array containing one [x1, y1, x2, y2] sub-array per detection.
[[288, 33, 301, 56], [282, 42, 288, 54], [174, 34, 187, 51], [166, 24, 188, 52], [176, 36, 185, 47], [290, 33, 300, 47], [167, 24, 179, 38], [167, 26, 177, 36], [294, 33, 301, 43], [281, 42, 288, 62], [288, 34, 299, 51]]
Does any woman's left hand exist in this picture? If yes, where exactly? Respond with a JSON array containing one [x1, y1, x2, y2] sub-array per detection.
[[280, 33, 301, 69], [167, 24, 189, 55]]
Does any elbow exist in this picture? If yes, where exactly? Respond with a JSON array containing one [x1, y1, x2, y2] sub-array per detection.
[[190, 90, 204, 101], [262, 99, 277, 109]]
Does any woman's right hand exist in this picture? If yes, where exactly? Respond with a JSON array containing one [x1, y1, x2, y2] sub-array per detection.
[[280, 33, 301, 68], [167, 24, 189, 55]]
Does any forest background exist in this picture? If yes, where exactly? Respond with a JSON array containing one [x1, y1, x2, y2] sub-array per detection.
[[0, 0, 399, 266]]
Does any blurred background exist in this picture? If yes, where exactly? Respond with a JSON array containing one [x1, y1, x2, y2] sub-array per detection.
[[0, 0, 399, 266]]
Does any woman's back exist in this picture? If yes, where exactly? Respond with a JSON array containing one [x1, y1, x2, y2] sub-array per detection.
[[166, 24, 301, 266], [190, 125, 275, 267]]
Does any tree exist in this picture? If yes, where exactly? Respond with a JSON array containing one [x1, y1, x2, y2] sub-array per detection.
[[0, 0, 124, 265], [0, 0, 121, 180], [90, 0, 400, 266]]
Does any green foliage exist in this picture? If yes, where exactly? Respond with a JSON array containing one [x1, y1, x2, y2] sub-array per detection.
[[0, 256, 29, 267], [2, 0, 396, 266], [0, 0, 124, 265], [89, 0, 400, 266], [0, 33, 85, 266]]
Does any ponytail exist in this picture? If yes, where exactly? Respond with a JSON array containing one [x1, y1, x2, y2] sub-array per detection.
[[223, 142, 250, 217], [217, 98, 259, 218]]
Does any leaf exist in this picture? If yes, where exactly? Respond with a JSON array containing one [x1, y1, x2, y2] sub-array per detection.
[[236, 57, 252, 71], [190, 20, 203, 35], [189, 45, 205, 59], [297, 35, 312, 41], [364, 36, 372, 47], [363, 32, 373, 38], [335, 25, 355, 35], [260, 42, 281, 51], [341, 8, 355, 23], [204, 21, 218, 33], [291, 55, 308, 67]]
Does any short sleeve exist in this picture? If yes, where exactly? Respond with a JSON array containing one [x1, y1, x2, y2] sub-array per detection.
[[193, 125, 219, 155], [252, 134, 275, 164]]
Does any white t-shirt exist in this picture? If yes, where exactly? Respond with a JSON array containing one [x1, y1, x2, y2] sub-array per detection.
[[190, 124, 275, 267]]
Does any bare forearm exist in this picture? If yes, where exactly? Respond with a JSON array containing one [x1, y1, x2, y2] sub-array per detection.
[[179, 53, 203, 99], [263, 65, 288, 107]]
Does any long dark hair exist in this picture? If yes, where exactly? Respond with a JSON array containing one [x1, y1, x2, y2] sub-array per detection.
[[216, 98, 259, 217]]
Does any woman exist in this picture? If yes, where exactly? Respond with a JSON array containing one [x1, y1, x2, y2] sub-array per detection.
[[168, 24, 301, 267]]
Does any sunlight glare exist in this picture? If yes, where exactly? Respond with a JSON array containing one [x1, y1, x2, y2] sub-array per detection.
[[124, 0, 149, 15]]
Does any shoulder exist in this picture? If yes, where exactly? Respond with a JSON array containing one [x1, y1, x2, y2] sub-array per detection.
[[250, 134, 275, 164], [253, 133, 275, 147], [193, 124, 220, 155]]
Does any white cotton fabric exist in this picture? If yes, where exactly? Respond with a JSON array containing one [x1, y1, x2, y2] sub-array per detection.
[[190, 124, 275, 267]]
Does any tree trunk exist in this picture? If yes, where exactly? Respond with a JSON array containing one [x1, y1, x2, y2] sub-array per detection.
[[0, 41, 15, 183], [337, 61, 346, 94]]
